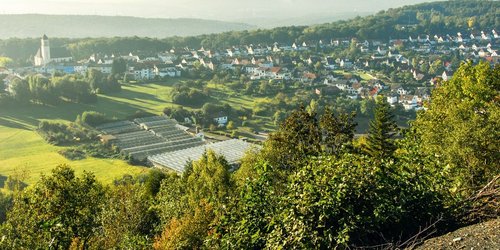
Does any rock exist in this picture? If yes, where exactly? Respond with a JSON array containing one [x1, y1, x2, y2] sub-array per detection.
[[453, 237, 462, 242]]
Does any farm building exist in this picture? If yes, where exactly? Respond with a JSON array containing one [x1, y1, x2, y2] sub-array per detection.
[[96, 116, 204, 161], [148, 139, 260, 173]]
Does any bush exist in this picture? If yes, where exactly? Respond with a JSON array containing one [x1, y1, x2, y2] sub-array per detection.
[[265, 154, 445, 248], [58, 148, 86, 160], [38, 121, 95, 145], [78, 111, 110, 127], [126, 110, 157, 120], [78, 142, 122, 159], [171, 86, 209, 106]]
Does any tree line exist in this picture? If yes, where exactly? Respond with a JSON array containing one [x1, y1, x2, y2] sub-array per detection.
[[1, 71, 121, 106]]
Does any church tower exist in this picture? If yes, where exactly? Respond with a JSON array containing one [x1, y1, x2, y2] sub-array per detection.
[[41, 34, 50, 64]]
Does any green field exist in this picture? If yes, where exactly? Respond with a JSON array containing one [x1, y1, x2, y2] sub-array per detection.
[[0, 82, 181, 186]]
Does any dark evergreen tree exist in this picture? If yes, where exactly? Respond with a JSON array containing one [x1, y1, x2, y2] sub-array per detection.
[[111, 58, 127, 75], [364, 96, 397, 159]]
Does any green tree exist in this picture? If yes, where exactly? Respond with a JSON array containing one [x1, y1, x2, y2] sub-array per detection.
[[272, 110, 287, 126], [226, 120, 235, 130], [111, 58, 127, 75], [266, 153, 444, 248], [185, 150, 233, 208], [92, 181, 154, 249], [0, 57, 13, 67], [9, 78, 30, 103], [262, 105, 321, 169], [413, 62, 500, 190], [214, 163, 278, 249], [2, 165, 104, 249], [364, 96, 397, 159], [144, 168, 167, 197], [320, 108, 357, 155], [154, 150, 234, 249]]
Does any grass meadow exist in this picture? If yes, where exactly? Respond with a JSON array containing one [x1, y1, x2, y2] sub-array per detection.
[[0, 82, 180, 186]]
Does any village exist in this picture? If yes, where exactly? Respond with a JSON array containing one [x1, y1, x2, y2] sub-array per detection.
[[1, 29, 499, 113]]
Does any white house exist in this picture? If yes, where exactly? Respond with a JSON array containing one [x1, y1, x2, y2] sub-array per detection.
[[387, 95, 398, 105], [213, 114, 228, 126], [400, 95, 419, 110]]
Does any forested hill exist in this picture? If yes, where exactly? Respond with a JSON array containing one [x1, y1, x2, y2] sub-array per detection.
[[196, 0, 500, 47], [0, 14, 255, 38]]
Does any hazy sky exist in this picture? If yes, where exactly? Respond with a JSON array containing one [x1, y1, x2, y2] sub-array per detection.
[[1, 0, 438, 21]]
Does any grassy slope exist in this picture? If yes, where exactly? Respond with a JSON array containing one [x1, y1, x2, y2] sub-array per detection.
[[0, 82, 178, 185]]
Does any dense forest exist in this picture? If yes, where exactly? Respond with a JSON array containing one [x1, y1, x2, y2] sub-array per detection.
[[0, 0, 498, 64], [0, 62, 497, 248]]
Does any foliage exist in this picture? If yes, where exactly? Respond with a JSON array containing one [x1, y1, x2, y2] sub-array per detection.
[[320, 107, 357, 154], [261, 105, 321, 169], [91, 182, 155, 249], [214, 163, 278, 249], [5, 74, 98, 105], [171, 84, 209, 107], [38, 120, 96, 145], [58, 148, 86, 160], [153, 150, 233, 249], [87, 69, 121, 94], [76, 111, 110, 127], [144, 169, 167, 197], [111, 58, 127, 75], [164, 106, 192, 123], [77, 142, 123, 159], [1, 165, 105, 249], [264, 154, 444, 248], [0, 57, 13, 67], [364, 96, 398, 159], [154, 201, 215, 250], [262, 105, 357, 170], [413, 62, 500, 191], [52, 75, 97, 103], [8, 78, 31, 103], [0, 192, 12, 224]]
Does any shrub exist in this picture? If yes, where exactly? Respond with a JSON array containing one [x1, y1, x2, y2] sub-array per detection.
[[58, 148, 86, 160], [126, 110, 157, 120], [78, 111, 110, 127], [266, 154, 445, 248], [38, 120, 96, 145]]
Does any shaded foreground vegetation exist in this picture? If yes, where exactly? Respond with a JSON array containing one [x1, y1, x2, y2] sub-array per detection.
[[0, 62, 498, 248]]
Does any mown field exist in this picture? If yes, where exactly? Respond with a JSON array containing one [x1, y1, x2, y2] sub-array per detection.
[[0, 82, 181, 186]]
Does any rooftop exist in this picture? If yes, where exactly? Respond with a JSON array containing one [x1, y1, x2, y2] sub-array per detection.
[[148, 139, 261, 173]]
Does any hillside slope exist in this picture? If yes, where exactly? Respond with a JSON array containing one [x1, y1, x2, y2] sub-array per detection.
[[0, 14, 255, 38], [416, 219, 500, 249]]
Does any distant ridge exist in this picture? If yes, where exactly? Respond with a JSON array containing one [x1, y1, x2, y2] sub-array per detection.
[[0, 14, 255, 38]]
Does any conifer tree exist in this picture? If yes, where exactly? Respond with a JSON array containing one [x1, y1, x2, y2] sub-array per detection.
[[364, 96, 397, 159]]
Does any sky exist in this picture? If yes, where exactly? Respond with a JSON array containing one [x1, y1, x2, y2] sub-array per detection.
[[0, 0, 439, 21]]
